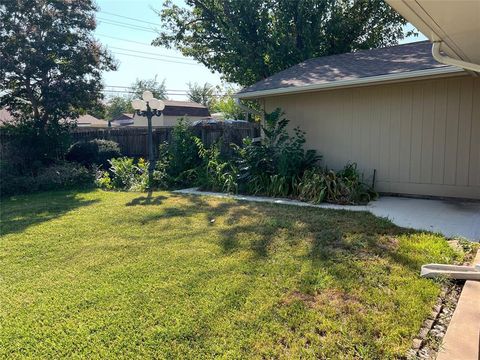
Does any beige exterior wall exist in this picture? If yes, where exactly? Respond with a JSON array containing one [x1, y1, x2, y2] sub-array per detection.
[[263, 75, 480, 199], [132, 115, 206, 127]]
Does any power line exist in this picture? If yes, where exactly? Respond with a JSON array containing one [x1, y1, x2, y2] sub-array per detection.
[[101, 89, 228, 96], [111, 51, 202, 66], [97, 19, 158, 34], [102, 90, 187, 95], [107, 46, 195, 61], [105, 85, 190, 92], [97, 16, 155, 31], [103, 89, 188, 94], [99, 10, 161, 27], [96, 33, 153, 47]]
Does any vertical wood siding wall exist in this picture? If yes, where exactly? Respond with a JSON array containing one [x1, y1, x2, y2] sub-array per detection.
[[264, 75, 480, 199]]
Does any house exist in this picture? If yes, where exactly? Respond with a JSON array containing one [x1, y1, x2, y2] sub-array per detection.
[[235, 41, 480, 200], [112, 100, 211, 127], [76, 114, 109, 128]]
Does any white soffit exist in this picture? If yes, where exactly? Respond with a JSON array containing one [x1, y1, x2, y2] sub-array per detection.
[[386, 0, 480, 64]]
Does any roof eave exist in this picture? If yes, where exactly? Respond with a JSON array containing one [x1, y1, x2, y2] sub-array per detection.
[[235, 66, 464, 99]]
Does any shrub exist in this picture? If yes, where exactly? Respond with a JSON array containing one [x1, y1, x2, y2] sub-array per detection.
[[66, 139, 121, 168], [296, 163, 378, 205], [195, 138, 238, 193], [1, 161, 94, 197], [1, 119, 72, 173], [96, 157, 169, 192], [234, 108, 320, 196], [163, 118, 201, 185]]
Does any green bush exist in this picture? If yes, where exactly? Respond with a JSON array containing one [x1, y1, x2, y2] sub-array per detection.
[[195, 138, 238, 193], [234, 108, 320, 196], [1, 119, 72, 173], [66, 139, 121, 168], [1, 161, 94, 197], [162, 118, 201, 186], [296, 163, 378, 205], [96, 157, 169, 192]]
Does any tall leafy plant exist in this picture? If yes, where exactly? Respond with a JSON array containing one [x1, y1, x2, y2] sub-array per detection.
[[161, 118, 202, 186], [195, 138, 238, 193], [234, 108, 320, 195]]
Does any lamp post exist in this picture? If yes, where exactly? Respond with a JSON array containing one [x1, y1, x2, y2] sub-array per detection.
[[131, 91, 165, 184]]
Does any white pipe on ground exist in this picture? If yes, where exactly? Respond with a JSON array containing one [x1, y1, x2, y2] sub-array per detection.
[[432, 41, 480, 73], [421, 263, 480, 280]]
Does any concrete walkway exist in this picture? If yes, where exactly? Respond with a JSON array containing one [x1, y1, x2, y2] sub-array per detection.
[[436, 250, 480, 360], [174, 189, 480, 242]]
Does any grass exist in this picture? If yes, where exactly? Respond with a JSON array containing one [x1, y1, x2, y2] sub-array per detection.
[[0, 189, 463, 359]]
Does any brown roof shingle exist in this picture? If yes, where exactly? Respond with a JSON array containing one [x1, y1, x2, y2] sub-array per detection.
[[238, 41, 459, 96]]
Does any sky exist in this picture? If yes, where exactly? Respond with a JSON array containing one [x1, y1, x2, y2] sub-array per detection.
[[95, 0, 223, 101], [95, 1, 427, 101]]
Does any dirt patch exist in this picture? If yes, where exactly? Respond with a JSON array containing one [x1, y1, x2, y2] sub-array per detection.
[[281, 289, 361, 310]]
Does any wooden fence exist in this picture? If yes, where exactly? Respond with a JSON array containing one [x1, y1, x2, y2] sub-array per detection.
[[72, 122, 260, 158], [0, 122, 257, 161]]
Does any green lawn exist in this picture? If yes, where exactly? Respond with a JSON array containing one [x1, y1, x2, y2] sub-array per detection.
[[0, 190, 462, 359]]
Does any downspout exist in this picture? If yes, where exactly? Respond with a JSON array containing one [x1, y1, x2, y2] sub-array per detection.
[[234, 98, 263, 118], [432, 41, 480, 73], [234, 98, 264, 141]]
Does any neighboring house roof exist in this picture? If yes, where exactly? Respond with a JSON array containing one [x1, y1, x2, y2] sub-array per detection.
[[113, 113, 134, 121], [162, 100, 210, 117], [76, 114, 108, 127], [114, 102, 210, 123], [236, 41, 464, 99]]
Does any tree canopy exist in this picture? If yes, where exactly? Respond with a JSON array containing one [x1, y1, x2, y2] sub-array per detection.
[[0, 0, 116, 166], [105, 97, 133, 121], [154, 0, 409, 86], [187, 82, 215, 108], [131, 76, 168, 100], [210, 86, 245, 120], [104, 76, 168, 120], [0, 0, 116, 123]]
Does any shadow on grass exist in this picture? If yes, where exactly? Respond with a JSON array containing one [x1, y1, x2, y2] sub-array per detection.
[[0, 189, 99, 236], [143, 193, 430, 270], [126, 191, 168, 207]]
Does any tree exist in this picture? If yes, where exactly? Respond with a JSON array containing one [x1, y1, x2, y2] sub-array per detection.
[[84, 100, 107, 120], [130, 75, 168, 100], [187, 82, 215, 108], [154, 0, 409, 86], [0, 0, 116, 165], [105, 96, 133, 120], [211, 86, 245, 120]]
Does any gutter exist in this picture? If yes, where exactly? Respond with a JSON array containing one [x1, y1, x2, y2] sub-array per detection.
[[234, 66, 464, 99], [432, 41, 480, 73], [234, 98, 263, 116]]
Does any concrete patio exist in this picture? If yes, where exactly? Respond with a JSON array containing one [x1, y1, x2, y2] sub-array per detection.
[[175, 189, 480, 242], [369, 197, 480, 242]]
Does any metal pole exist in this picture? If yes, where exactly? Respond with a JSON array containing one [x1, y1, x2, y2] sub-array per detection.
[[146, 103, 154, 185]]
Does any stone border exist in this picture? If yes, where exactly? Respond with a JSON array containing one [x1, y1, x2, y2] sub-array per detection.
[[173, 188, 370, 212], [406, 284, 463, 359]]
